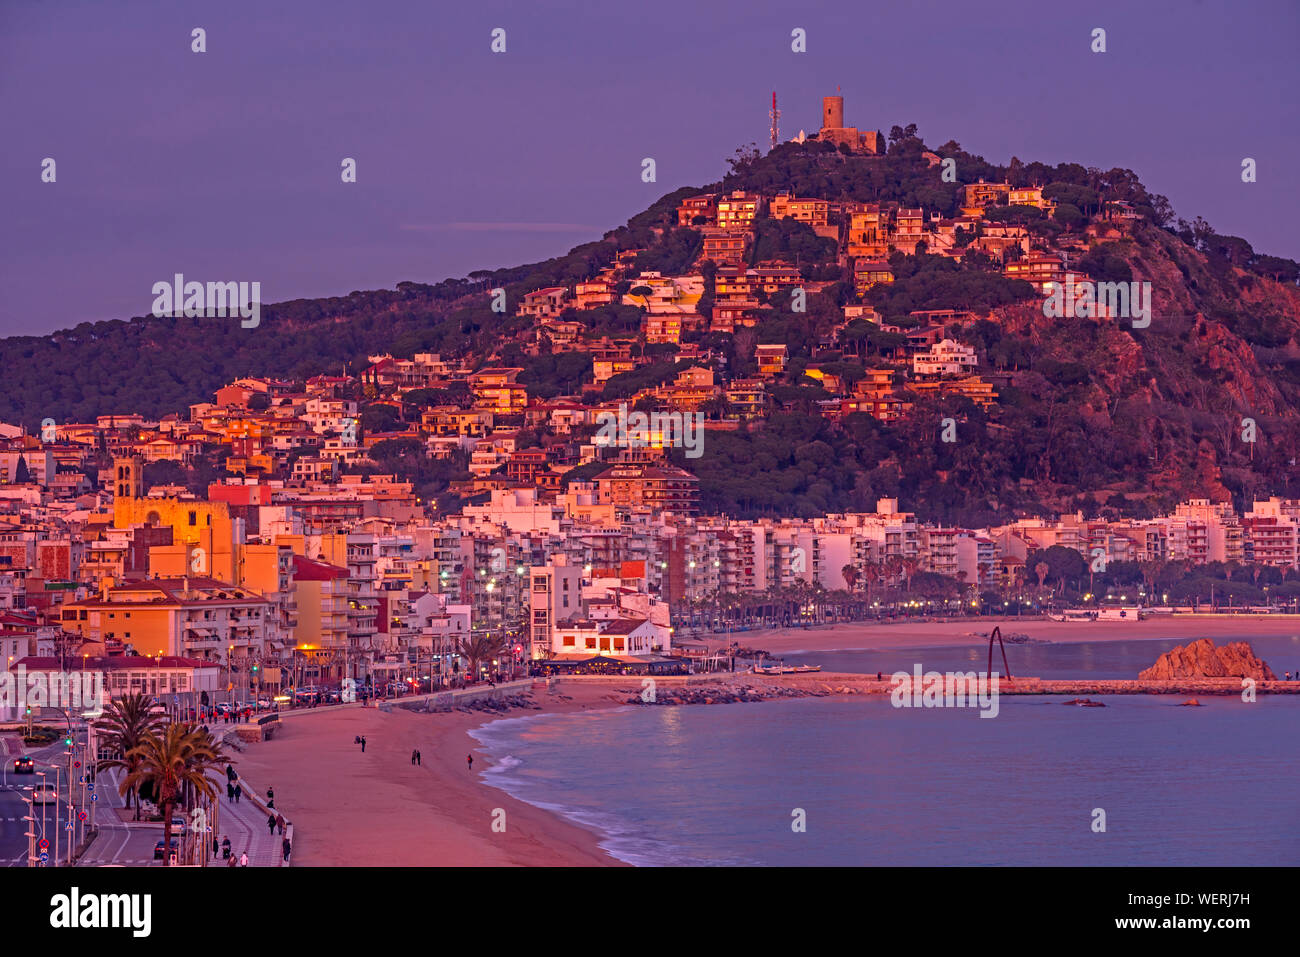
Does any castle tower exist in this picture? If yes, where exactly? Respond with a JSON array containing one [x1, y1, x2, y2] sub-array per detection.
[[822, 95, 844, 130], [113, 456, 143, 502]]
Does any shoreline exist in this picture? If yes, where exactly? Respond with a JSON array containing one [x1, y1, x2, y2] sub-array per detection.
[[229, 683, 630, 866], [720, 615, 1300, 654], [229, 620, 1299, 866]]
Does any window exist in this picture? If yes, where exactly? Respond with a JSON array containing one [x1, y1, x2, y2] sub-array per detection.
[[188, 511, 197, 526]]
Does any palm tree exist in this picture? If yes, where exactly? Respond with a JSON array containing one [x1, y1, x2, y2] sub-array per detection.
[[121, 723, 226, 866], [457, 632, 509, 679], [95, 692, 166, 820], [841, 564, 860, 593]]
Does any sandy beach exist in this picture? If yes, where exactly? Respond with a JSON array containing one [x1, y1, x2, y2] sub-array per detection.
[[723, 615, 1300, 654], [232, 683, 628, 866], [229, 615, 1300, 866]]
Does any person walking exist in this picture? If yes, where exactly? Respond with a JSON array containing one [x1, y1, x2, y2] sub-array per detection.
[[466, 753, 473, 771], [227, 782, 234, 802], [360, 736, 366, 753], [415, 750, 422, 766], [282, 836, 291, 862], [234, 783, 242, 804], [276, 813, 285, 835], [227, 851, 237, 868], [239, 851, 248, 867], [411, 749, 417, 766], [267, 813, 277, 835], [267, 786, 274, 804]]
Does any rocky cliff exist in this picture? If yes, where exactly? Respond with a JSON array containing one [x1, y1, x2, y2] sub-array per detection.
[[1138, 638, 1276, 680]]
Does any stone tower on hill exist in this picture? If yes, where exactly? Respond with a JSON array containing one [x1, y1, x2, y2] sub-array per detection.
[[816, 93, 884, 154]]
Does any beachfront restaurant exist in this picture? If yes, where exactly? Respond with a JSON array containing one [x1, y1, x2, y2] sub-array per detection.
[[532, 654, 691, 677]]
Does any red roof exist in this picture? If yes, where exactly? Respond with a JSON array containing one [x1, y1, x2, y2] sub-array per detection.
[[291, 555, 349, 581]]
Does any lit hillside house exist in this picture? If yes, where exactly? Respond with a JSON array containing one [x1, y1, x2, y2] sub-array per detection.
[[961, 180, 1011, 210], [519, 286, 569, 319], [1003, 253, 1064, 293], [725, 380, 767, 419], [770, 194, 830, 228], [755, 344, 788, 378], [676, 193, 717, 226], [853, 260, 895, 296], [848, 206, 889, 259], [573, 278, 615, 309], [912, 339, 978, 377], [700, 227, 750, 265], [468, 368, 528, 415], [907, 376, 999, 410], [593, 463, 700, 514], [1007, 186, 1054, 211], [716, 190, 762, 228]]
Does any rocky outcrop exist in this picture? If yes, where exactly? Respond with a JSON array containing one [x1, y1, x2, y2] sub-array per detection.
[[1139, 639, 1276, 681]]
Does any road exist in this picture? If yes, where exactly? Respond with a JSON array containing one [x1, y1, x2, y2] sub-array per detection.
[[0, 737, 75, 866]]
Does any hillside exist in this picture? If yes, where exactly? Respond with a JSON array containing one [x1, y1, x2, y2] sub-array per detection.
[[4, 134, 1299, 524]]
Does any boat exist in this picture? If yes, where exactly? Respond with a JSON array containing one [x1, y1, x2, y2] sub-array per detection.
[[793, 664, 822, 673]]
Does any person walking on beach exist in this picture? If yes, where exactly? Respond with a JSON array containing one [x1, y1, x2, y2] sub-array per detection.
[[416, 750, 421, 766], [360, 736, 366, 753], [466, 753, 473, 771], [411, 749, 417, 765]]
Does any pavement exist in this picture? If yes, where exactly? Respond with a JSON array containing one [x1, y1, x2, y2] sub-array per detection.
[[76, 763, 286, 867]]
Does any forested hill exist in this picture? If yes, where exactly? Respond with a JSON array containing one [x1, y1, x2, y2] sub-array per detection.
[[4, 133, 1300, 522]]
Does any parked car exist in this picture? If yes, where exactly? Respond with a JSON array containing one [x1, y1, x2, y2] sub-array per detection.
[[12, 757, 34, 774]]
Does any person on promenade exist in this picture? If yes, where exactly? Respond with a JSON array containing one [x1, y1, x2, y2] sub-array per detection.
[[234, 784, 242, 803], [227, 852, 236, 868], [267, 813, 276, 835], [226, 763, 236, 782], [466, 753, 473, 770], [212, 836, 219, 858], [222, 836, 231, 859], [276, 813, 285, 834], [239, 851, 248, 867], [282, 837, 291, 862]]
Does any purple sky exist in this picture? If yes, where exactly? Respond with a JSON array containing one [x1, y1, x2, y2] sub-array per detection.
[[2, 0, 1297, 336]]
